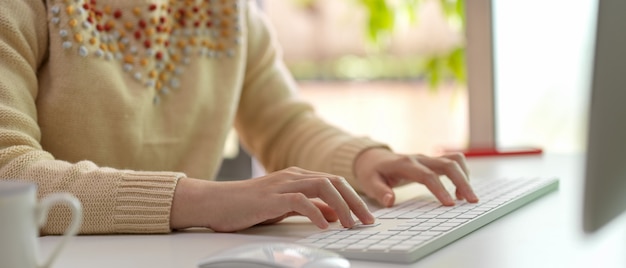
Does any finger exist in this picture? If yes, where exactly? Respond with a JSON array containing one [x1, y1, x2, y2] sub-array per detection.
[[416, 156, 478, 203], [440, 153, 474, 201], [441, 153, 470, 177], [263, 200, 339, 225], [311, 199, 339, 222], [327, 176, 376, 225], [281, 166, 337, 178], [360, 173, 396, 208], [292, 177, 356, 228], [455, 188, 463, 201], [407, 157, 455, 206], [279, 169, 374, 225], [281, 193, 329, 229]]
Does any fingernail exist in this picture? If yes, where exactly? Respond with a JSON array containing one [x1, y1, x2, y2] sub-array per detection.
[[382, 193, 393, 207], [470, 192, 479, 202], [343, 218, 355, 228], [445, 195, 455, 206]]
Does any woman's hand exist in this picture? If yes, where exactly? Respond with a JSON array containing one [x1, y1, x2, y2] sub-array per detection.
[[170, 167, 375, 232], [354, 148, 479, 208]]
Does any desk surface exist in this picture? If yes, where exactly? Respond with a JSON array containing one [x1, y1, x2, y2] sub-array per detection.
[[41, 154, 626, 268]]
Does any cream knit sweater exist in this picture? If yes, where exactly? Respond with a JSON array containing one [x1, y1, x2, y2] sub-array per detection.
[[0, 0, 385, 234]]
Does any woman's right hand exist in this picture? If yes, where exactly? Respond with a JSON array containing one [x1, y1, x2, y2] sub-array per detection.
[[170, 167, 375, 232]]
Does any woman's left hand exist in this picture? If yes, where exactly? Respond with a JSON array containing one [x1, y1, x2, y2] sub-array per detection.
[[353, 148, 479, 208]]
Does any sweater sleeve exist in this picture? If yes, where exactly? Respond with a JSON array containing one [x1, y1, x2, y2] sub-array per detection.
[[0, 0, 183, 235], [235, 1, 389, 191]]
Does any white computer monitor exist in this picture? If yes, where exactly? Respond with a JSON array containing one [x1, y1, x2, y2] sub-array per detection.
[[582, 0, 626, 233]]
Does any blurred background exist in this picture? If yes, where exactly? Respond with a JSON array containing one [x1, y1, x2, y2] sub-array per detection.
[[264, 0, 468, 156], [220, 0, 597, 179]]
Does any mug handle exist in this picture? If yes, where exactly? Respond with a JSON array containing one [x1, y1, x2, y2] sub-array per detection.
[[36, 193, 83, 268]]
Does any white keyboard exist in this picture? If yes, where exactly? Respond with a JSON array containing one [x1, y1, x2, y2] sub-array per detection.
[[297, 177, 559, 263]]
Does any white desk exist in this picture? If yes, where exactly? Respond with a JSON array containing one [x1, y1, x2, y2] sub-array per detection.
[[41, 154, 626, 268]]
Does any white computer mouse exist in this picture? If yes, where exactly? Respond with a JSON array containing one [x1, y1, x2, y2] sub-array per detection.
[[197, 242, 350, 268]]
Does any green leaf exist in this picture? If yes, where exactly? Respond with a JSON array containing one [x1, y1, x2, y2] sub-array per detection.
[[447, 47, 466, 83]]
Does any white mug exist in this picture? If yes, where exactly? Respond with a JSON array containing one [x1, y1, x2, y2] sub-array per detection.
[[0, 181, 82, 268]]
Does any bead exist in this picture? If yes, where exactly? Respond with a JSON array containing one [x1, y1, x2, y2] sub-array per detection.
[[51, 17, 60, 24], [62, 41, 72, 49], [59, 29, 69, 37], [123, 63, 133, 72], [125, 21, 134, 30], [94, 49, 104, 57], [124, 55, 135, 64], [145, 28, 155, 37], [51, 6, 60, 14], [78, 46, 89, 57], [69, 19, 78, 27], [169, 78, 180, 88], [159, 72, 168, 81], [134, 72, 142, 80], [74, 33, 83, 43], [104, 21, 115, 31], [100, 34, 109, 43], [145, 79, 156, 87], [66, 6, 75, 15]]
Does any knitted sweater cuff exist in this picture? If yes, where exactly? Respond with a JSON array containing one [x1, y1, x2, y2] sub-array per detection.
[[114, 171, 184, 233], [330, 138, 389, 193]]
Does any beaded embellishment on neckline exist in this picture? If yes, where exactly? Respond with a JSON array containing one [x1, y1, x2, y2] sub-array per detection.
[[49, 0, 242, 104]]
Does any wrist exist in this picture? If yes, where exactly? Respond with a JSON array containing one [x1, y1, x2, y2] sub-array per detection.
[[170, 178, 213, 230]]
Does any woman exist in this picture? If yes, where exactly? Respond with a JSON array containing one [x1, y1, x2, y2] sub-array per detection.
[[0, 0, 477, 234]]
